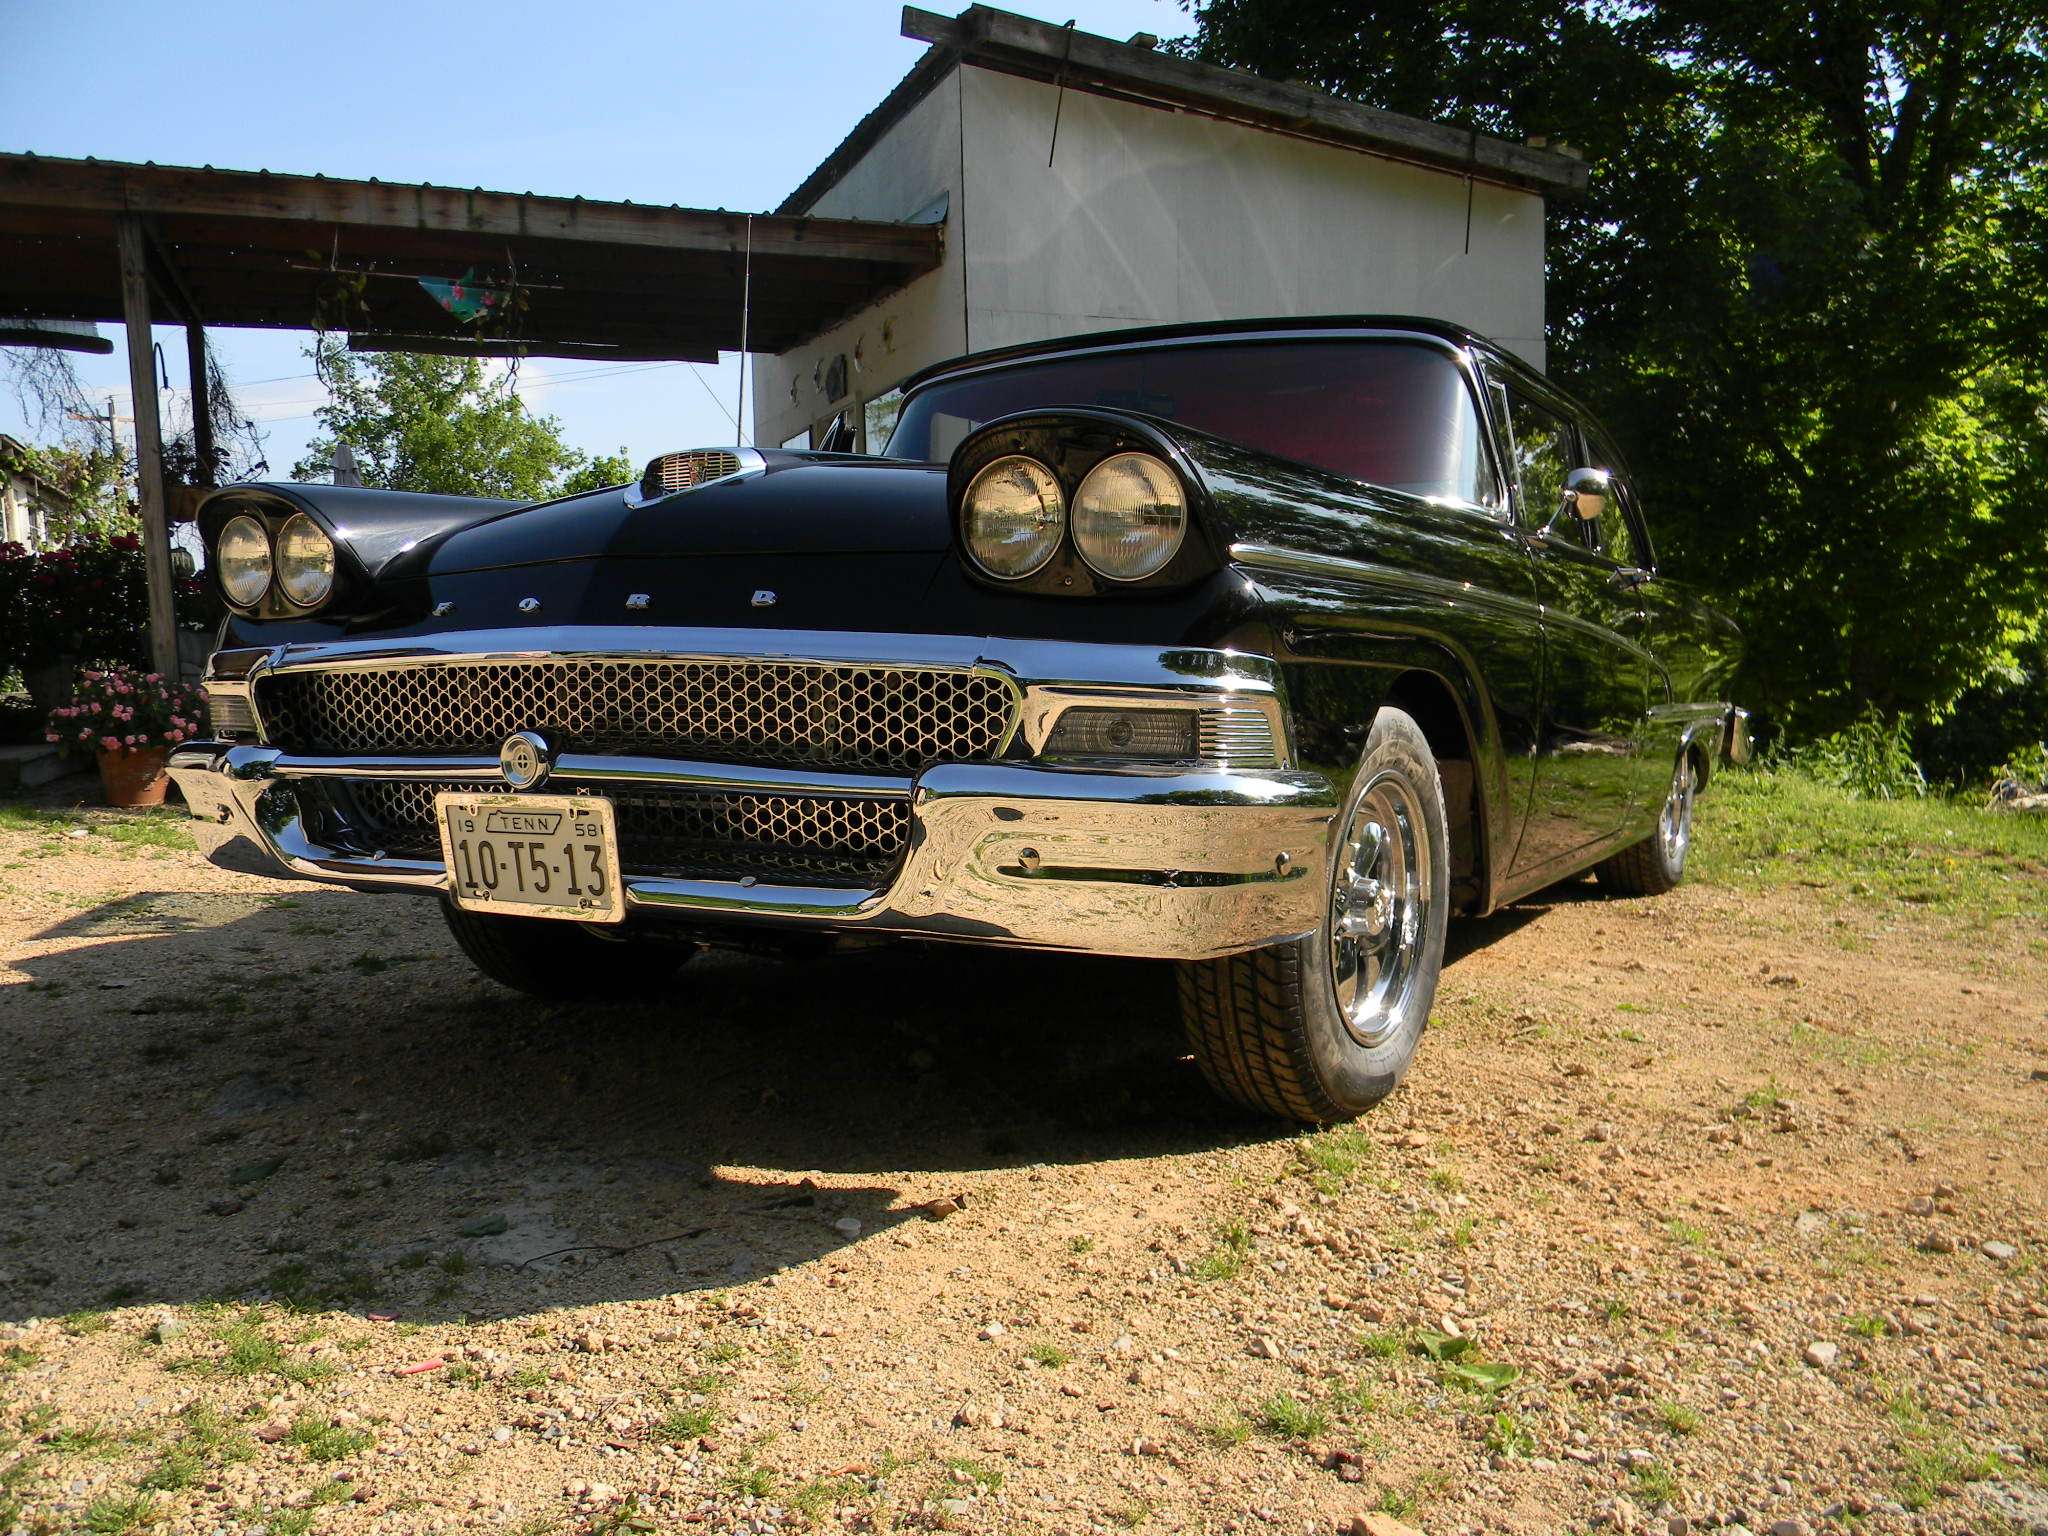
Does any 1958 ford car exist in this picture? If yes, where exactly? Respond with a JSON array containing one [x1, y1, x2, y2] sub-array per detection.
[[170, 317, 1747, 1125]]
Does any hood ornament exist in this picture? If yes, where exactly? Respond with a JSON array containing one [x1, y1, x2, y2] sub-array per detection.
[[751, 590, 778, 607]]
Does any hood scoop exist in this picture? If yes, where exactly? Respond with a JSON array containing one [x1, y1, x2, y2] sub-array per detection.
[[626, 447, 763, 508]]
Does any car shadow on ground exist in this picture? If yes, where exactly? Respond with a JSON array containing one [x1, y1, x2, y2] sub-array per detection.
[[3, 886, 1250, 1322], [3, 870, 1579, 1323]]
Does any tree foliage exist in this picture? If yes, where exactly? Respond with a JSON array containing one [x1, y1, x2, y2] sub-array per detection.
[[1180, 0, 2048, 742], [294, 341, 632, 502]]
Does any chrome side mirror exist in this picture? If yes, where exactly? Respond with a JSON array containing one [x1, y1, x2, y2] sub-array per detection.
[[1542, 467, 1609, 534]]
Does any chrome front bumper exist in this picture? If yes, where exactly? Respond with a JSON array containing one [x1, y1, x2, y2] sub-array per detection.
[[169, 634, 1338, 961]]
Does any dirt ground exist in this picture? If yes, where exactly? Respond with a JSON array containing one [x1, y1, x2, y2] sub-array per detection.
[[1, 778, 2044, 1536]]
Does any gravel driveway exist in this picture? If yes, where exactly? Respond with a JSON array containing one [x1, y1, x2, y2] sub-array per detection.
[[2, 784, 2045, 1536]]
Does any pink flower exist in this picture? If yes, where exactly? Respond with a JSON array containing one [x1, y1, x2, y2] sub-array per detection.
[[101, 736, 120, 751]]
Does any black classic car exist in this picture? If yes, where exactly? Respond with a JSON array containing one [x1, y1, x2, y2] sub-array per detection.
[[170, 317, 1747, 1125]]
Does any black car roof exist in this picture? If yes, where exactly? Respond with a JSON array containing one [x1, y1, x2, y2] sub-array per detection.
[[896, 315, 1501, 396]]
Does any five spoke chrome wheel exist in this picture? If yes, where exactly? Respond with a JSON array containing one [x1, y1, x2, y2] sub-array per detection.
[[1330, 769, 1432, 1050]]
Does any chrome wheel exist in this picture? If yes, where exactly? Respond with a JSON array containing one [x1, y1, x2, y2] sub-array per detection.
[[1657, 753, 1697, 871], [1330, 769, 1432, 1049]]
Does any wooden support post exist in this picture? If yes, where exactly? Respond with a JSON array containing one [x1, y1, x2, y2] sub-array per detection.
[[117, 215, 179, 679], [185, 322, 216, 486]]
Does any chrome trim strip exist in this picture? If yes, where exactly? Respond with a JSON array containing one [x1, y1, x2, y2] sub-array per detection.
[[260, 749, 911, 799], [1228, 541, 1545, 626]]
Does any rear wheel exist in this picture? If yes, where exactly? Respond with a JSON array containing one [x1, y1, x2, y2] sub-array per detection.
[[439, 901, 692, 1002], [1178, 707, 1449, 1124], [1595, 749, 1699, 896]]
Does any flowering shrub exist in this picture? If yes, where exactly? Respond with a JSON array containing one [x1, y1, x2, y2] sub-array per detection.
[[46, 665, 208, 758], [0, 534, 213, 676]]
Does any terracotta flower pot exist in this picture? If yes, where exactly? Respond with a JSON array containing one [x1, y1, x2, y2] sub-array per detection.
[[97, 746, 170, 808]]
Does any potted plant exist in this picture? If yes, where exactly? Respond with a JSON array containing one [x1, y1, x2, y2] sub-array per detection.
[[45, 665, 208, 807]]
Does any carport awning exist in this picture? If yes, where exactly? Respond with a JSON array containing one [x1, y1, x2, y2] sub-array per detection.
[[0, 153, 945, 361]]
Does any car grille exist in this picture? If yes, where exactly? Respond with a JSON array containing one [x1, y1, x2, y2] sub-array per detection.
[[309, 779, 910, 888], [257, 660, 1016, 773]]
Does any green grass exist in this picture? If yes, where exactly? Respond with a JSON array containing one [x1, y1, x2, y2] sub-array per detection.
[[1633, 1464, 1680, 1504], [1847, 1312, 1890, 1339], [790, 1476, 864, 1519], [1203, 1412, 1252, 1448], [1356, 1329, 1408, 1358], [1252, 1394, 1329, 1440], [650, 1405, 718, 1443], [81, 1492, 162, 1535], [1693, 767, 2048, 923], [1652, 1399, 1703, 1435], [1067, 1235, 1096, 1255], [47, 1423, 121, 1457], [1025, 1340, 1069, 1368], [1663, 1219, 1709, 1247], [289, 1415, 373, 1463], [1484, 1410, 1536, 1458], [1297, 1125, 1377, 1193], [1897, 1441, 2005, 1510], [1191, 1218, 1254, 1281], [720, 1454, 777, 1499], [942, 1456, 1004, 1490], [60, 1309, 112, 1336]]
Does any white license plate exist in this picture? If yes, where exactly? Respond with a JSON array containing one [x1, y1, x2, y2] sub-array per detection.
[[436, 792, 625, 923]]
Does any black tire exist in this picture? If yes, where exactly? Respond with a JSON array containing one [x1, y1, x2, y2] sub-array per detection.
[[1594, 748, 1699, 897], [439, 901, 692, 1002], [1178, 707, 1450, 1125]]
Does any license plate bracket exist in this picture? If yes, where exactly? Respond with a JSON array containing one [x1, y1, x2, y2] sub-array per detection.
[[436, 792, 625, 923]]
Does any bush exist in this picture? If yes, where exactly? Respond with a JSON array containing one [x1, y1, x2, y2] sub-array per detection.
[[1790, 707, 1927, 800]]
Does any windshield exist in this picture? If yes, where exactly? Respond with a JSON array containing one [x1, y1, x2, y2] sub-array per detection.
[[887, 339, 1495, 505]]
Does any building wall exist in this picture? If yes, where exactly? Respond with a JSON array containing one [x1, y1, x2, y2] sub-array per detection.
[[754, 63, 1548, 452]]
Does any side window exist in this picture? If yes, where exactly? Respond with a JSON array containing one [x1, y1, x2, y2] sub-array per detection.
[[1504, 393, 1575, 529]]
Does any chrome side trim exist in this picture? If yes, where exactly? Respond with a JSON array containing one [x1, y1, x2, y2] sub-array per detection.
[[1229, 541, 1545, 626]]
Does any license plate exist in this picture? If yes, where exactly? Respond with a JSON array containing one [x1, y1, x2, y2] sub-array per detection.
[[436, 792, 624, 923]]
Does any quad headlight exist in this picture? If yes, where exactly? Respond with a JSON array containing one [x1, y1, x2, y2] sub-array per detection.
[[961, 455, 1065, 578], [216, 515, 273, 607], [274, 513, 337, 608], [1072, 452, 1186, 580]]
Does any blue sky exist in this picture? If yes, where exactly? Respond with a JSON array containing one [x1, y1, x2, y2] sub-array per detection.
[[0, 0, 1192, 480]]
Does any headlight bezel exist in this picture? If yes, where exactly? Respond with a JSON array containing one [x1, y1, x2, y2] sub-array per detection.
[[946, 410, 1215, 597], [201, 493, 360, 622]]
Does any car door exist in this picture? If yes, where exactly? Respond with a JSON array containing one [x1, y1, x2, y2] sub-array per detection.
[[1498, 385, 1655, 878]]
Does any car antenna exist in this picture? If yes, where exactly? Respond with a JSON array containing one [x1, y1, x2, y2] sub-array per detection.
[[734, 213, 753, 448]]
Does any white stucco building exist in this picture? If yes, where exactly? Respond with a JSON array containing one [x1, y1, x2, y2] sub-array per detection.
[[0, 434, 64, 551], [755, 5, 1584, 452]]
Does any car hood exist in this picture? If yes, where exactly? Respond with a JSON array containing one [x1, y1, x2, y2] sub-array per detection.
[[425, 454, 950, 575]]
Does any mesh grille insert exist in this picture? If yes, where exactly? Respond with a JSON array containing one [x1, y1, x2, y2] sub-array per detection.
[[259, 660, 1014, 773], [315, 780, 909, 888]]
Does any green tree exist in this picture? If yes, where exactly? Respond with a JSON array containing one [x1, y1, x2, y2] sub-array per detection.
[[293, 341, 632, 501], [1180, 1, 2048, 742]]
